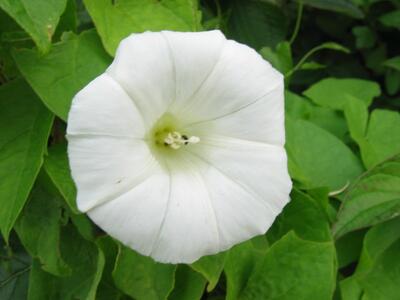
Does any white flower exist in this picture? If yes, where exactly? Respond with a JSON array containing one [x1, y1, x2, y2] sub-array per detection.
[[66, 30, 292, 264]]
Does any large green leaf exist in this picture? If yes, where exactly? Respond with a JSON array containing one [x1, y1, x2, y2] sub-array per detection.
[[13, 30, 111, 121], [228, 0, 287, 50], [240, 232, 336, 300], [168, 265, 206, 300], [267, 188, 332, 243], [27, 225, 105, 300], [303, 78, 381, 110], [112, 244, 176, 300], [15, 186, 70, 276], [0, 0, 67, 52], [361, 110, 400, 168], [224, 240, 266, 300], [96, 237, 127, 300], [190, 252, 226, 292], [333, 154, 400, 238], [285, 91, 348, 141], [0, 80, 54, 240], [83, 0, 202, 55], [339, 217, 400, 300], [43, 143, 78, 213], [285, 117, 363, 190], [299, 0, 363, 18]]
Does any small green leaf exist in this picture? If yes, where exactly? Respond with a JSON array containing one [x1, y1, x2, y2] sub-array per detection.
[[44, 143, 78, 213], [0, 80, 54, 240], [228, 0, 287, 50], [352, 26, 376, 49], [333, 155, 400, 238], [260, 42, 293, 74], [303, 78, 381, 110], [384, 56, 400, 71], [13, 30, 111, 121], [0, 0, 67, 52], [15, 186, 70, 276], [83, 0, 202, 55], [112, 244, 176, 300], [286, 117, 363, 190], [379, 10, 400, 30], [168, 265, 206, 300], [191, 252, 226, 292], [240, 232, 336, 300]]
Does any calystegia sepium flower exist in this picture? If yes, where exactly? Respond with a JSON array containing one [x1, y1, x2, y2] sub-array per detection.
[[67, 30, 292, 263]]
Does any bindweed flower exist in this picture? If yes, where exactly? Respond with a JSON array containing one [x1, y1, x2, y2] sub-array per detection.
[[66, 30, 292, 264]]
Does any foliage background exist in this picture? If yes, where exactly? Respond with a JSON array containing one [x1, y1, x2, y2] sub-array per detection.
[[1, 0, 400, 299]]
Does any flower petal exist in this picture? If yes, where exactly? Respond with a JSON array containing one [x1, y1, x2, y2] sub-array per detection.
[[184, 82, 285, 145], [67, 73, 145, 138], [87, 171, 171, 256], [187, 135, 292, 214], [173, 40, 283, 129], [161, 30, 226, 113], [106, 32, 175, 128], [67, 135, 157, 212]]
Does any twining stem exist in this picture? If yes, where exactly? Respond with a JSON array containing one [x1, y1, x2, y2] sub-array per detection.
[[285, 44, 331, 78], [0, 266, 31, 288], [289, 2, 304, 45]]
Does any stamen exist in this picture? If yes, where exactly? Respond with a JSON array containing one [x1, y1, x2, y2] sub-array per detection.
[[164, 131, 200, 149]]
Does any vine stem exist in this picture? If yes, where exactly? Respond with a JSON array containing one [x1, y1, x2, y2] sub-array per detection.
[[0, 266, 31, 288], [289, 2, 304, 45]]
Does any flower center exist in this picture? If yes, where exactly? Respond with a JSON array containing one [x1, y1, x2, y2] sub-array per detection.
[[147, 113, 200, 153], [163, 131, 200, 149]]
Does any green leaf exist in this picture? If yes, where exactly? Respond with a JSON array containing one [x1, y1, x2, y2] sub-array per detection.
[[260, 42, 293, 74], [0, 80, 54, 240], [168, 265, 206, 300], [190, 252, 226, 292], [352, 26, 376, 49], [285, 117, 363, 190], [285, 91, 348, 141], [303, 78, 381, 110], [339, 217, 400, 300], [333, 154, 400, 238], [96, 237, 126, 300], [299, 0, 364, 18], [228, 0, 287, 50], [43, 143, 78, 213], [0, 0, 67, 52], [15, 186, 70, 276], [224, 240, 266, 300], [268, 188, 332, 243], [13, 29, 111, 121], [28, 225, 105, 300], [379, 10, 400, 30], [343, 96, 368, 145], [240, 232, 336, 300], [384, 56, 400, 71], [112, 244, 176, 300], [83, 0, 202, 55], [360, 109, 400, 168], [335, 230, 365, 268], [385, 69, 400, 96]]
